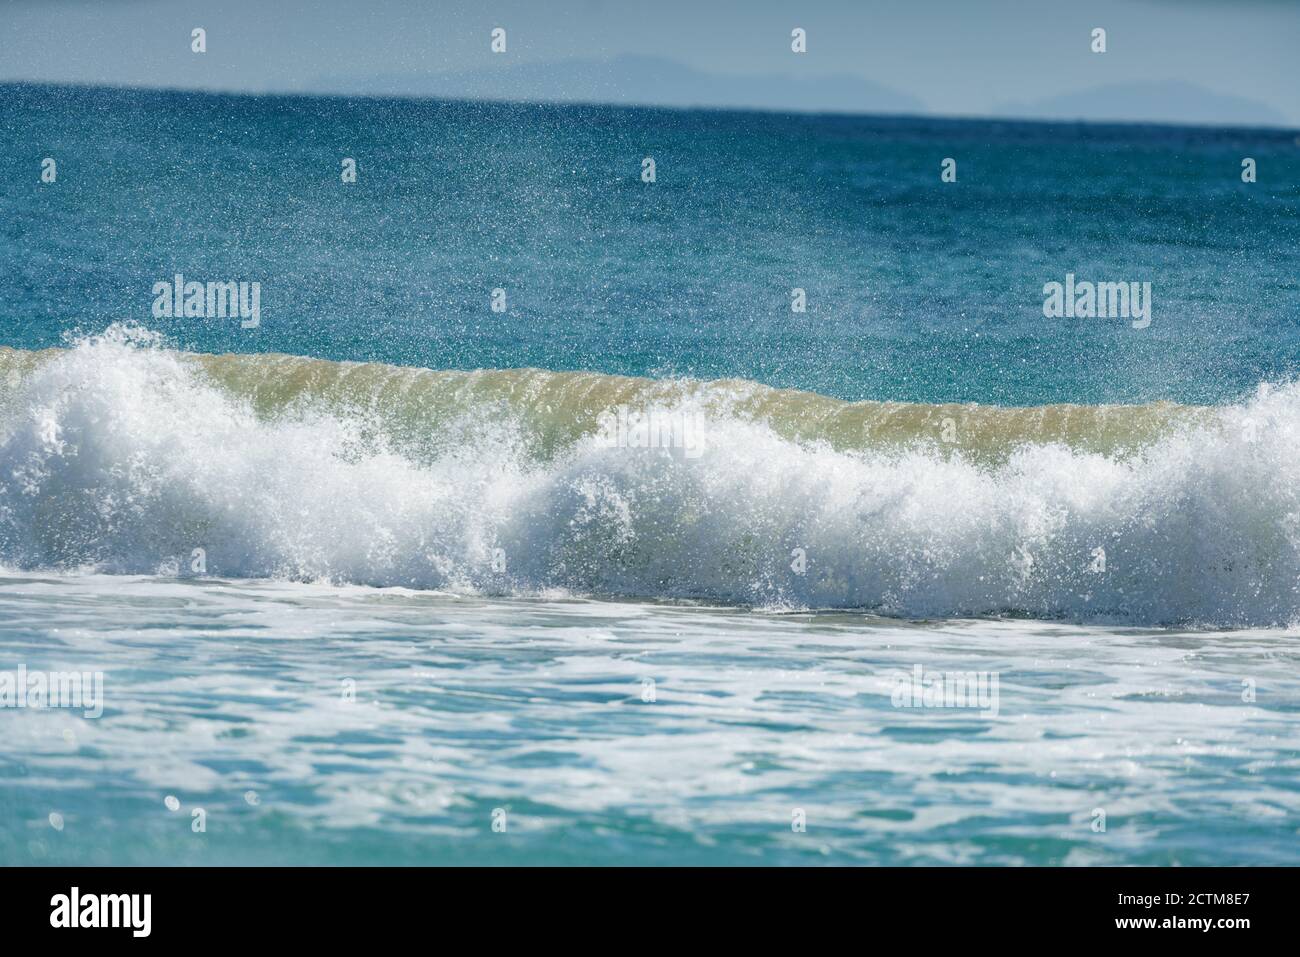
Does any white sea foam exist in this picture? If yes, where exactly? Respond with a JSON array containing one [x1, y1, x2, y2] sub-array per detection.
[[1, 325, 1298, 625]]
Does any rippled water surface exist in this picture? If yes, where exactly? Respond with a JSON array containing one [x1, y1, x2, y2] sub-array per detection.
[[2, 573, 1297, 865]]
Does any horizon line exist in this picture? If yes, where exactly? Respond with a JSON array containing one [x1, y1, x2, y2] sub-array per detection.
[[5, 79, 1298, 135]]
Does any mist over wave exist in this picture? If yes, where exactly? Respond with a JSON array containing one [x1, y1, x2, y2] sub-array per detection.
[[1, 325, 1296, 626]]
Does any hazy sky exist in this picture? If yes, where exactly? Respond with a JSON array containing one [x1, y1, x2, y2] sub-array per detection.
[[1, 0, 1296, 123]]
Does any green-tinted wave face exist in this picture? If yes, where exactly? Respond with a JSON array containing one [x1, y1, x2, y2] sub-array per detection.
[[0, 345, 1209, 465], [168, 351, 1217, 462]]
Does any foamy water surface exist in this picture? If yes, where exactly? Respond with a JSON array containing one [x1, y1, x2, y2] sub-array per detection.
[[2, 572, 1298, 865]]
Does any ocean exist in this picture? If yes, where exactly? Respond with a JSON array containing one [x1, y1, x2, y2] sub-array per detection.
[[1, 84, 1298, 865]]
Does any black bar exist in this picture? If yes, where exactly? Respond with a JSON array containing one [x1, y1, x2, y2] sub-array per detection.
[[0, 867, 1289, 943]]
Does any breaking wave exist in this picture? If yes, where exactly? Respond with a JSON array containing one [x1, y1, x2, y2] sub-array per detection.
[[0, 324, 1296, 626]]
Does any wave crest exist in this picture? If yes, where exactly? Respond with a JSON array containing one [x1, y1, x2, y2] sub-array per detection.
[[0, 327, 1295, 626]]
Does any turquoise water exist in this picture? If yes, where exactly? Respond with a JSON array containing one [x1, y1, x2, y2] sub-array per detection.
[[5, 574, 1299, 866], [1, 85, 1298, 865]]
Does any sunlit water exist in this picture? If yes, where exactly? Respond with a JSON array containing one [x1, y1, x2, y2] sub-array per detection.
[[2, 573, 1297, 866], [1, 86, 1298, 866]]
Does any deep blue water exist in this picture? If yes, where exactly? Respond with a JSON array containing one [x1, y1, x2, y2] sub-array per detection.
[[2, 83, 1297, 405]]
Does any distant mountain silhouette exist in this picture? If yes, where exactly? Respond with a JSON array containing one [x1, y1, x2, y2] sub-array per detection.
[[998, 80, 1291, 128], [313, 54, 926, 115]]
